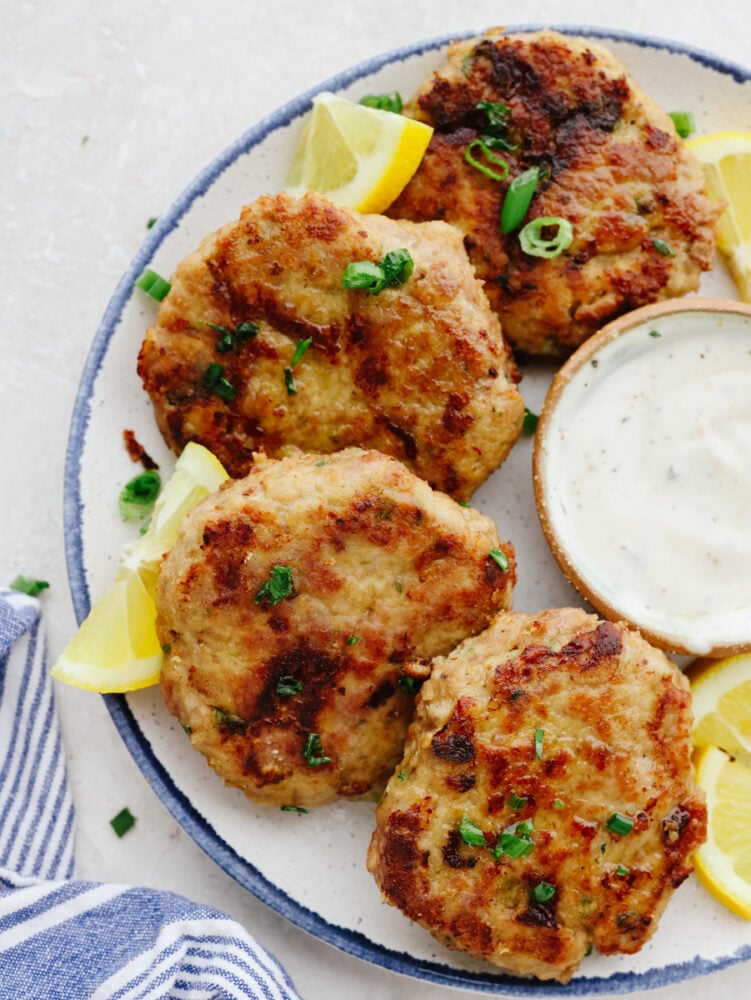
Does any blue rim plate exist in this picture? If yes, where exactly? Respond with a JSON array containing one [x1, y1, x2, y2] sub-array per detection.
[[64, 25, 751, 995]]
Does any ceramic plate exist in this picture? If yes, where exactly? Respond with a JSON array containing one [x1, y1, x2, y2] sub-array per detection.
[[64, 26, 751, 995]]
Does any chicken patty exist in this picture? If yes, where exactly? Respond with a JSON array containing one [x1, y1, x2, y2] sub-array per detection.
[[389, 28, 719, 357], [157, 448, 516, 808], [367, 608, 706, 982], [138, 191, 523, 501]]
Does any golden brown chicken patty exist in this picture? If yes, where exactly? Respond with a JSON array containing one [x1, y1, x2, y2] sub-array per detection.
[[138, 191, 523, 501], [389, 28, 719, 357], [367, 608, 706, 982], [157, 448, 516, 808]]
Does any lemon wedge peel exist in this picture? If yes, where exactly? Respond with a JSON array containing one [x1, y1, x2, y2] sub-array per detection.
[[285, 91, 433, 215], [52, 443, 228, 694], [693, 745, 751, 920], [689, 652, 751, 766], [687, 130, 751, 301]]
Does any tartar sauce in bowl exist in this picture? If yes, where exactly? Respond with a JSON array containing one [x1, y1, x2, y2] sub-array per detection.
[[533, 298, 751, 657]]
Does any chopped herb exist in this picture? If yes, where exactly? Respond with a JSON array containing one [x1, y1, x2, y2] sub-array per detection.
[[531, 880, 556, 903], [522, 407, 539, 434], [291, 336, 313, 366], [669, 111, 695, 138], [110, 807, 136, 838], [553, 799, 564, 810], [476, 99, 517, 151], [489, 547, 509, 572], [284, 367, 297, 395], [510, 688, 525, 702], [534, 728, 544, 759], [281, 805, 308, 813], [398, 674, 424, 695], [606, 812, 634, 836], [146, 216, 158, 229], [653, 237, 677, 256], [397, 767, 409, 781], [213, 707, 248, 733], [494, 819, 535, 859], [649, 329, 662, 338], [118, 470, 161, 521], [359, 91, 403, 114], [161, 643, 171, 655], [616, 864, 630, 876], [255, 565, 294, 605], [465, 139, 510, 181], [315, 459, 328, 467], [276, 675, 303, 697], [202, 362, 236, 400], [203, 320, 259, 353], [9, 576, 50, 597], [302, 732, 332, 767], [507, 793, 528, 811], [180, 722, 192, 735], [394, 579, 403, 593], [342, 248, 413, 295], [458, 815, 486, 847], [519, 216, 574, 258], [600, 842, 607, 855], [135, 268, 171, 301], [585, 944, 594, 957], [501, 166, 540, 233], [347, 635, 361, 646]]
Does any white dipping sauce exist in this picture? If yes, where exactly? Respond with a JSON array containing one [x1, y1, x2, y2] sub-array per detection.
[[539, 308, 751, 654]]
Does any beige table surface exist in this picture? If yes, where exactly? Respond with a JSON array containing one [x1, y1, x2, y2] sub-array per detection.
[[3, 1, 749, 997]]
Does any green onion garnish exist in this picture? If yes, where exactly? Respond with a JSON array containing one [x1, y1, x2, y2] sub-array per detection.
[[398, 674, 424, 694], [281, 804, 308, 813], [255, 565, 294, 605], [359, 92, 403, 114], [276, 675, 303, 697], [458, 815, 486, 847], [649, 329, 662, 338], [342, 248, 413, 295], [212, 707, 248, 732], [507, 793, 528, 810], [501, 166, 540, 233], [494, 819, 535, 859], [291, 337, 313, 367], [135, 268, 171, 301], [146, 217, 158, 229], [553, 799, 564, 810], [397, 767, 409, 781], [616, 864, 630, 876], [284, 367, 297, 395], [534, 728, 544, 760], [669, 111, 695, 139], [519, 216, 574, 258], [531, 880, 556, 903], [347, 635, 361, 646], [110, 807, 136, 838], [302, 732, 332, 767], [606, 812, 634, 836], [118, 470, 161, 521], [489, 547, 509, 571], [522, 407, 539, 434], [476, 100, 517, 151], [204, 320, 259, 353], [202, 363, 236, 400], [9, 576, 50, 597], [653, 238, 677, 256], [465, 139, 510, 181]]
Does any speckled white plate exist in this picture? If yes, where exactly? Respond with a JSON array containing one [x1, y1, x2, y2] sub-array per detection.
[[64, 26, 751, 996]]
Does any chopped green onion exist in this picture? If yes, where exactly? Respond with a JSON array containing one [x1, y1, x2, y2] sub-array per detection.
[[501, 166, 540, 233], [519, 216, 574, 258], [381, 248, 414, 286], [202, 363, 236, 400], [669, 111, 695, 138], [489, 547, 509, 571], [359, 92, 403, 114], [347, 635, 361, 646], [342, 249, 413, 295], [9, 576, 50, 597], [653, 237, 677, 256], [534, 728, 544, 760], [276, 675, 303, 697], [465, 139, 510, 181], [600, 842, 607, 854], [135, 268, 171, 301], [203, 320, 259, 353], [522, 407, 539, 434], [213, 707, 248, 732], [458, 815, 486, 847], [649, 329, 662, 338], [302, 732, 332, 767], [146, 216, 158, 229], [507, 793, 528, 811], [291, 336, 313, 367], [398, 674, 424, 694], [553, 799, 564, 810], [616, 864, 630, 876], [118, 470, 161, 522], [476, 100, 517, 151], [284, 367, 297, 395], [180, 721, 192, 734], [110, 807, 136, 838], [281, 804, 308, 813], [606, 812, 634, 836], [531, 880, 556, 903], [255, 565, 294, 605], [397, 767, 409, 781], [494, 819, 535, 859]]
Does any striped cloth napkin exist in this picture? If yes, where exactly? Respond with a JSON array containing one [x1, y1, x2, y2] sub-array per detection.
[[0, 587, 302, 1000]]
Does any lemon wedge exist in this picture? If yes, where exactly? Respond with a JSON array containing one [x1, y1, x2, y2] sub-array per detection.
[[53, 442, 228, 693], [693, 745, 751, 920], [689, 652, 751, 766], [285, 91, 433, 214], [687, 130, 751, 301]]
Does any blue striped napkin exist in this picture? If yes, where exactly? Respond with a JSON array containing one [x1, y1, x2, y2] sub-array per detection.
[[0, 588, 302, 1000]]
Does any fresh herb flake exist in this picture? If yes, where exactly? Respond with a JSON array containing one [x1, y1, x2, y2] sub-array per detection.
[[653, 237, 677, 257], [342, 249, 413, 296], [281, 805, 308, 813], [255, 565, 294, 606], [522, 407, 539, 434], [135, 268, 171, 301], [110, 807, 136, 838], [347, 635, 361, 646], [284, 367, 297, 395], [616, 864, 630, 876], [213, 707, 248, 733], [9, 575, 50, 597], [489, 547, 509, 572], [276, 675, 303, 698], [531, 880, 556, 903], [669, 111, 695, 138], [302, 732, 332, 767], [202, 362, 236, 400], [494, 820, 535, 859], [291, 337, 313, 367], [359, 92, 403, 114], [118, 470, 161, 522], [553, 799, 564, 810], [507, 793, 528, 811], [398, 674, 424, 695], [649, 329, 662, 338], [458, 815, 486, 847], [606, 812, 634, 836], [534, 728, 544, 760]]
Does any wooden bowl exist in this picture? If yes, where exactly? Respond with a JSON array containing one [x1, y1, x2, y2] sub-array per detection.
[[533, 297, 751, 658]]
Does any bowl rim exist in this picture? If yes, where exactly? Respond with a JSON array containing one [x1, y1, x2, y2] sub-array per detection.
[[532, 296, 751, 659]]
